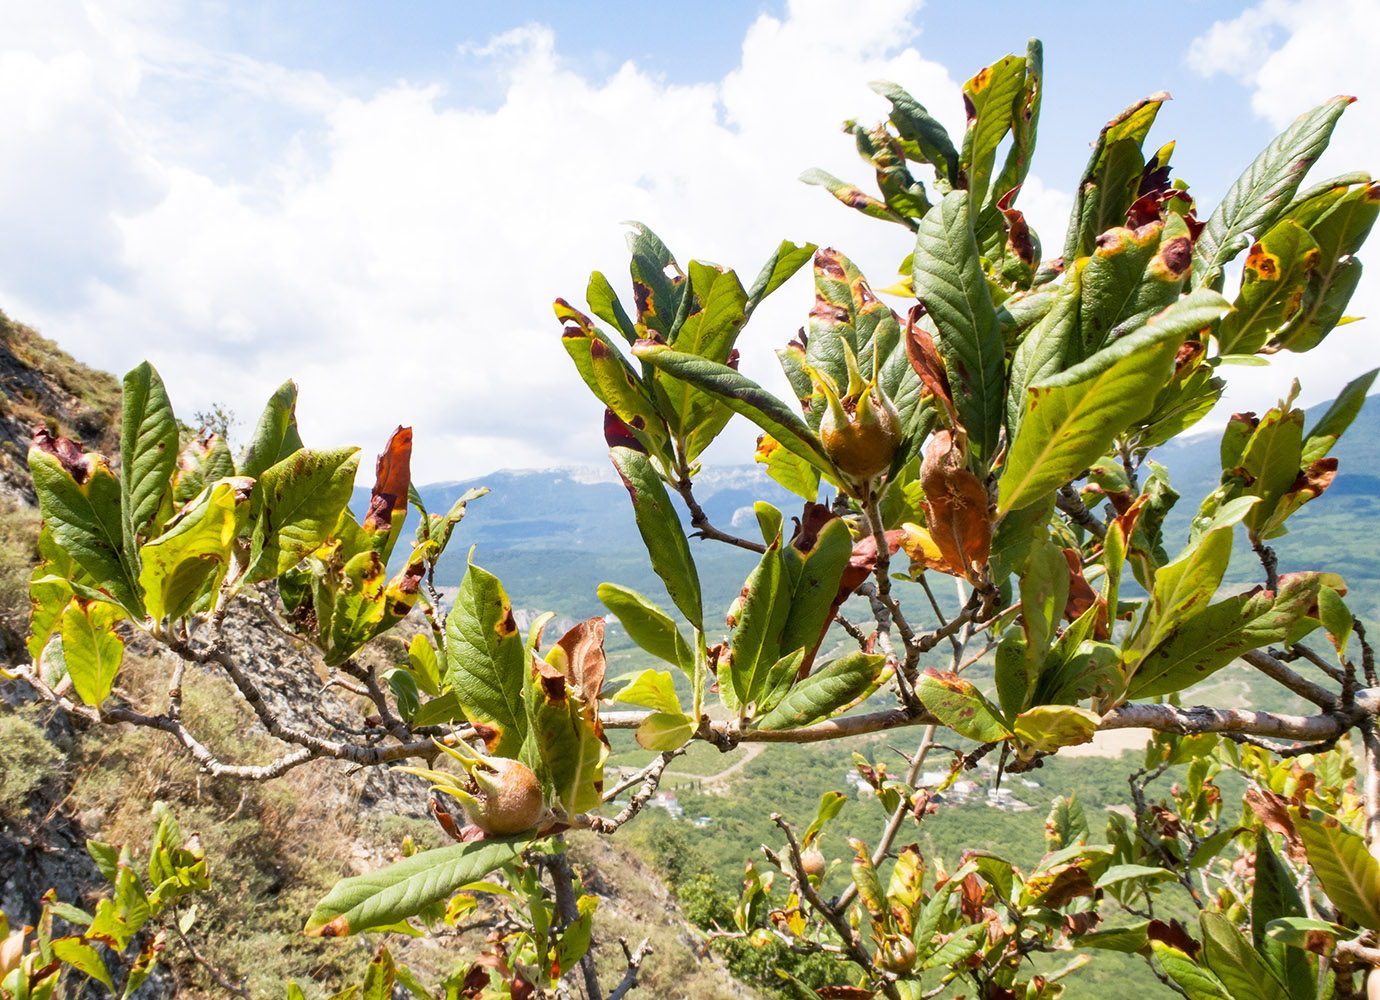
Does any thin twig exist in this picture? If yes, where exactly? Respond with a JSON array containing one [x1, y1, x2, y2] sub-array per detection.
[[1057, 484, 1108, 540], [587, 751, 682, 833], [835, 725, 938, 913], [673, 474, 766, 553], [171, 901, 249, 998], [773, 814, 901, 1000]]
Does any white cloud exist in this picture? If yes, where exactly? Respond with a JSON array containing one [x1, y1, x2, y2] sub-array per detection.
[[1189, 0, 1380, 416], [0, 0, 1073, 482]]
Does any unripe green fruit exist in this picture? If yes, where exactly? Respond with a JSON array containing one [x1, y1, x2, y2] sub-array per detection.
[[463, 758, 544, 835], [819, 387, 902, 481], [800, 845, 827, 878]]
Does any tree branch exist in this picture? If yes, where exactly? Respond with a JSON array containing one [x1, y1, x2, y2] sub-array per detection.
[[1057, 484, 1107, 540], [1242, 649, 1338, 708]]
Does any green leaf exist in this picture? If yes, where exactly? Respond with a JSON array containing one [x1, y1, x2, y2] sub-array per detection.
[[50, 937, 114, 990], [916, 668, 1012, 743], [726, 539, 790, 713], [361, 947, 396, 1000], [410, 691, 464, 728], [635, 712, 696, 751], [138, 479, 242, 621], [406, 634, 441, 697], [1200, 910, 1286, 1000], [999, 289, 1232, 514], [1302, 368, 1378, 464], [870, 80, 960, 186], [960, 53, 1026, 215], [444, 562, 528, 758], [1295, 812, 1380, 931], [608, 446, 703, 629], [1196, 96, 1353, 289], [597, 584, 693, 674], [1274, 180, 1380, 352], [1006, 263, 1082, 438], [778, 515, 852, 657], [1126, 572, 1319, 699], [1074, 922, 1151, 953], [754, 433, 820, 502], [239, 379, 304, 480], [745, 240, 816, 315], [801, 168, 913, 229], [1265, 916, 1348, 948], [61, 600, 125, 706], [526, 666, 605, 816], [665, 261, 749, 460], [1077, 221, 1170, 360], [120, 361, 178, 549], [303, 839, 527, 937], [1012, 705, 1099, 752], [1318, 586, 1352, 656], [922, 923, 987, 970], [1063, 94, 1167, 263], [1253, 831, 1314, 1000], [559, 303, 667, 456], [912, 192, 1005, 464], [1094, 864, 1176, 890], [29, 449, 143, 616], [753, 653, 888, 731], [631, 344, 834, 475], [990, 39, 1043, 212], [1152, 942, 1234, 1000], [586, 270, 638, 346], [804, 791, 847, 845], [1216, 221, 1322, 354], [609, 669, 682, 715], [625, 222, 689, 339], [248, 448, 360, 582], [27, 572, 74, 664]]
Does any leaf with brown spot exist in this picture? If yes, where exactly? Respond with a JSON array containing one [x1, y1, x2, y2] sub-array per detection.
[[445, 562, 529, 758], [916, 668, 1011, 743]]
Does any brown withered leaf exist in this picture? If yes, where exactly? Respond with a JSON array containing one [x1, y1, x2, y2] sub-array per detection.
[[1288, 458, 1338, 502], [1063, 910, 1101, 936], [920, 430, 991, 583], [365, 425, 412, 530], [904, 305, 954, 409], [603, 408, 646, 452], [1244, 789, 1306, 865], [816, 988, 875, 999], [1061, 548, 1109, 639], [1147, 919, 1199, 959], [31, 427, 94, 484], [551, 618, 608, 707], [959, 871, 985, 922], [997, 187, 1036, 267]]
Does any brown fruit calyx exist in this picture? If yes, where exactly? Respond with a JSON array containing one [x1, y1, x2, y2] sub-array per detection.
[[396, 739, 545, 836], [813, 342, 902, 483], [799, 844, 827, 879], [878, 933, 918, 973]]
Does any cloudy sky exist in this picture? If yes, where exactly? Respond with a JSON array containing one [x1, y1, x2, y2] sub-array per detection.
[[2, 0, 1376, 482]]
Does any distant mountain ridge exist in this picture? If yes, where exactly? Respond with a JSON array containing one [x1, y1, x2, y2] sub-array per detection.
[[380, 393, 1380, 623]]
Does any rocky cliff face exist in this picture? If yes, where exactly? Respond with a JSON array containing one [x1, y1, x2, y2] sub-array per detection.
[[0, 311, 121, 506], [0, 315, 757, 1000]]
